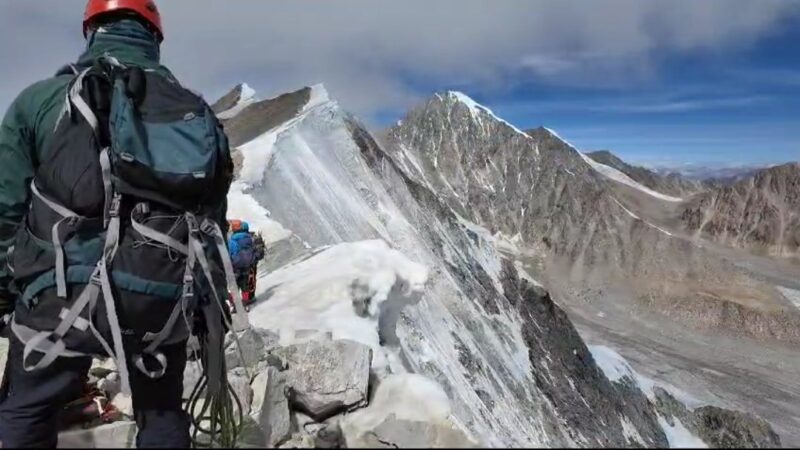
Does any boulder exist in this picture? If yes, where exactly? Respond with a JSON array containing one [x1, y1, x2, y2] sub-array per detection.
[[278, 433, 316, 448], [225, 327, 280, 370], [351, 415, 477, 448], [252, 367, 293, 447], [111, 393, 133, 417], [97, 372, 121, 399], [183, 362, 204, 400], [89, 358, 117, 380], [58, 421, 137, 449], [693, 406, 781, 448], [340, 373, 477, 448], [228, 367, 254, 416], [277, 339, 372, 421]]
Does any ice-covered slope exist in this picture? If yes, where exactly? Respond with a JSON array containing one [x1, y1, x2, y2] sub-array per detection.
[[221, 85, 674, 446]]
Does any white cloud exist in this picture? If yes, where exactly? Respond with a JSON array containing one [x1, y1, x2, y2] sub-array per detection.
[[0, 0, 797, 118]]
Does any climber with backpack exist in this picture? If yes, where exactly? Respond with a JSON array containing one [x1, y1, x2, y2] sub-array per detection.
[[0, 1, 249, 447], [227, 220, 266, 306]]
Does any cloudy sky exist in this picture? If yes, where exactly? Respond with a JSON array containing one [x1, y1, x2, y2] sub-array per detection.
[[1, 0, 799, 166]]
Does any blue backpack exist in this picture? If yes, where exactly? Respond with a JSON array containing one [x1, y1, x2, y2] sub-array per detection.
[[229, 231, 257, 271]]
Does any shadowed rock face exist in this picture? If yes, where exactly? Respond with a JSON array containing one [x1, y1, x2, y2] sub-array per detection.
[[587, 150, 702, 198], [220, 87, 310, 148], [682, 162, 800, 258], [382, 94, 800, 346], [653, 387, 782, 448], [211, 84, 245, 114]]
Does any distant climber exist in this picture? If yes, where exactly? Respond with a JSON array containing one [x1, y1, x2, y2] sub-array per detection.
[[228, 220, 266, 306], [0, 1, 239, 447]]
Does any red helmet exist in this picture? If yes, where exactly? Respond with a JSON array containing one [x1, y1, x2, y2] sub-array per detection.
[[84, 0, 163, 41]]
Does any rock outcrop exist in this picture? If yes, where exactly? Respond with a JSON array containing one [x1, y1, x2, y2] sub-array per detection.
[[682, 162, 800, 258]]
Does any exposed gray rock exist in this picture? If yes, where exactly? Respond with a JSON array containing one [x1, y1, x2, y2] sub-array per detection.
[[682, 162, 800, 259], [278, 433, 316, 448], [277, 339, 372, 421], [346, 415, 476, 448], [693, 406, 781, 448], [228, 367, 254, 416], [225, 327, 280, 370], [58, 421, 137, 449], [653, 387, 782, 448], [183, 362, 204, 400], [97, 372, 121, 399], [255, 367, 293, 447], [89, 358, 116, 379], [111, 393, 133, 418]]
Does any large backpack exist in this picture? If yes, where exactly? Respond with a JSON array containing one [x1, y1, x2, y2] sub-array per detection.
[[9, 57, 249, 396]]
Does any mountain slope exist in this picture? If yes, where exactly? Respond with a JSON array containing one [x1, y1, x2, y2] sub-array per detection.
[[587, 150, 702, 198], [681, 162, 800, 258], [382, 93, 794, 329], [218, 85, 684, 446]]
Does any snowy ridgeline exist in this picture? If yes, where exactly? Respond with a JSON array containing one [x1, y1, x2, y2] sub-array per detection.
[[217, 84, 783, 448]]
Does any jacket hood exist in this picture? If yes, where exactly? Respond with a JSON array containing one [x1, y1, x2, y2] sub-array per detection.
[[77, 19, 161, 69]]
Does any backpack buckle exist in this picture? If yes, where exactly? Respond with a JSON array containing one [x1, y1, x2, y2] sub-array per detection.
[[109, 194, 122, 218], [182, 274, 194, 298]]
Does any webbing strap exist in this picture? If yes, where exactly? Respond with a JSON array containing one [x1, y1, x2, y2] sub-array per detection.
[[131, 211, 190, 256], [52, 217, 71, 298], [133, 351, 168, 380], [31, 181, 82, 298], [11, 320, 87, 358], [21, 279, 99, 372], [99, 148, 113, 226], [69, 68, 99, 135], [98, 214, 131, 396], [203, 219, 249, 331], [31, 181, 79, 219]]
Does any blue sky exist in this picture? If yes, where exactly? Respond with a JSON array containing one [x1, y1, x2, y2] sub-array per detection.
[[468, 18, 800, 167], [1, 1, 798, 168]]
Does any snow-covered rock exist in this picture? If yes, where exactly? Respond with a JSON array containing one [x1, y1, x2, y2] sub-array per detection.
[[247, 240, 427, 375], [340, 373, 476, 448]]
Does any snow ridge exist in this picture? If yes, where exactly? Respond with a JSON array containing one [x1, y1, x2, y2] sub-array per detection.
[[447, 91, 530, 138], [542, 127, 685, 203]]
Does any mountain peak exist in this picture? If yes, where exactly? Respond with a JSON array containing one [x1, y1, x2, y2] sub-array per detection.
[[304, 83, 333, 112], [432, 90, 529, 138]]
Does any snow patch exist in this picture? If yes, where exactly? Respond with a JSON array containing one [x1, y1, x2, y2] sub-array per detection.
[[610, 197, 675, 237], [217, 83, 257, 120], [579, 152, 684, 202], [589, 346, 701, 407], [778, 286, 800, 311], [658, 416, 708, 448], [589, 345, 638, 383], [304, 83, 332, 112], [248, 240, 428, 373], [514, 260, 543, 287], [227, 181, 292, 244], [447, 91, 531, 139]]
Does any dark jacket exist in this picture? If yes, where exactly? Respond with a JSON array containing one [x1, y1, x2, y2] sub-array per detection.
[[0, 20, 229, 312]]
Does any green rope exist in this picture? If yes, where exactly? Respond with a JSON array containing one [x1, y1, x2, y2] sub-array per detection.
[[187, 356, 244, 448]]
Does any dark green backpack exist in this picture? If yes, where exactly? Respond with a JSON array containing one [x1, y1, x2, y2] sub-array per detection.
[[9, 57, 248, 396]]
